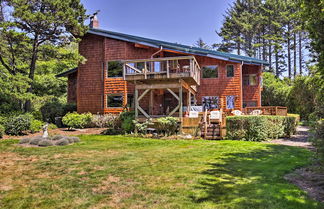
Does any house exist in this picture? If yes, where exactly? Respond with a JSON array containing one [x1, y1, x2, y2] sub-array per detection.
[[56, 16, 269, 129]]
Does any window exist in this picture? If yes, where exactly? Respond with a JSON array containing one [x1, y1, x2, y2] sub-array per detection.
[[135, 62, 145, 71], [243, 101, 257, 108], [202, 96, 220, 111], [249, 74, 257, 86], [226, 65, 234, 77], [107, 94, 123, 107], [202, 65, 218, 78], [226, 95, 235, 109], [243, 74, 257, 86], [107, 61, 123, 78]]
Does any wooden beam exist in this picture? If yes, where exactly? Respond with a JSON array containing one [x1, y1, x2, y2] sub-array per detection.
[[125, 64, 141, 73], [138, 105, 150, 118], [123, 56, 195, 63], [136, 83, 180, 90], [138, 89, 150, 101], [167, 88, 179, 101], [149, 90, 153, 115], [168, 104, 180, 116], [179, 85, 183, 132]]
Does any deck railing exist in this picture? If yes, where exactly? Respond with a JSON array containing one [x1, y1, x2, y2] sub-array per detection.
[[123, 56, 201, 85], [244, 106, 288, 116]]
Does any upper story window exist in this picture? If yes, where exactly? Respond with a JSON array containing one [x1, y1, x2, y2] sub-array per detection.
[[243, 74, 257, 86], [107, 61, 123, 78], [226, 65, 234, 77], [202, 65, 218, 78]]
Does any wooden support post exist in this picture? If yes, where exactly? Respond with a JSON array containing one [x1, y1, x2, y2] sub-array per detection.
[[187, 91, 191, 111], [149, 90, 153, 115], [167, 60, 170, 78], [179, 85, 183, 133], [135, 89, 138, 119], [134, 88, 138, 134]]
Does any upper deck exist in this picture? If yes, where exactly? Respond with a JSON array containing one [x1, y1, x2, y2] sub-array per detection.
[[123, 56, 201, 86]]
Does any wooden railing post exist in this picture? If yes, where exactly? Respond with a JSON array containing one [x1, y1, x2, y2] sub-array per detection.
[[167, 60, 170, 78]]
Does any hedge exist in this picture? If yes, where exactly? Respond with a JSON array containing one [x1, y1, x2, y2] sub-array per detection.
[[226, 115, 299, 141]]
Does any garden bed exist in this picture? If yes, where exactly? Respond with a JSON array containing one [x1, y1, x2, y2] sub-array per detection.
[[2, 128, 106, 140]]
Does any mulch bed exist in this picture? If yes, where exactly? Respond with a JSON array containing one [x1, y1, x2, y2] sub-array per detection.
[[285, 164, 324, 203], [2, 128, 106, 140]]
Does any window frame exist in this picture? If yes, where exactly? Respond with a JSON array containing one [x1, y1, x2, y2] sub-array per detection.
[[226, 95, 235, 109], [202, 65, 219, 79], [243, 74, 258, 86], [226, 64, 235, 78], [107, 60, 124, 78], [202, 96, 220, 111], [106, 93, 124, 108]]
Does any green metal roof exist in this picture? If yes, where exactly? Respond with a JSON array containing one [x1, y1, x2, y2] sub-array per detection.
[[89, 28, 269, 66], [55, 67, 77, 77]]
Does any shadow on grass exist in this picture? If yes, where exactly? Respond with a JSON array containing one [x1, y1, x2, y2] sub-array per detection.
[[190, 144, 321, 209]]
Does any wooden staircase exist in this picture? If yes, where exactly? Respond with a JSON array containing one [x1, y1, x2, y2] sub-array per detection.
[[200, 109, 224, 140], [200, 123, 222, 140]]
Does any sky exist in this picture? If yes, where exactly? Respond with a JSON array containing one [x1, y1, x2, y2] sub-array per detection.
[[81, 0, 235, 47]]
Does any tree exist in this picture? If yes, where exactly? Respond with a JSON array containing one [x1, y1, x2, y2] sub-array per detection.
[[300, 0, 324, 77], [0, 0, 88, 112], [194, 38, 211, 49], [216, 0, 310, 78]]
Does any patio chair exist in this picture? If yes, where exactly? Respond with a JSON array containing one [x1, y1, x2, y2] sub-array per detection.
[[231, 110, 242, 116], [250, 109, 262, 115]]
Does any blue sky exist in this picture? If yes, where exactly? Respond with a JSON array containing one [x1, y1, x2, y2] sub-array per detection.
[[81, 0, 235, 47]]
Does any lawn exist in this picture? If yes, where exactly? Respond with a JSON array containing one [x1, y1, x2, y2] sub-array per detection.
[[0, 136, 322, 209]]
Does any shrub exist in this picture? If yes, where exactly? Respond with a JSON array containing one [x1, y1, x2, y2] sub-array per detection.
[[48, 123, 58, 130], [0, 116, 6, 125], [91, 114, 120, 128], [30, 120, 44, 133], [40, 99, 76, 123], [101, 128, 123, 135], [133, 119, 153, 135], [55, 138, 70, 146], [0, 124, 4, 138], [38, 139, 54, 147], [120, 111, 135, 133], [283, 115, 299, 137], [226, 115, 297, 141], [19, 138, 31, 144], [4, 114, 32, 135], [62, 112, 92, 129], [312, 119, 324, 165], [155, 117, 179, 136]]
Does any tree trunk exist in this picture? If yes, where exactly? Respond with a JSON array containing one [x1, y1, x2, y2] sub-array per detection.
[[237, 40, 241, 55], [299, 32, 302, 75], [287, 22, 291, 79], [268, 43, 272, 72], [24, 38, 38, 112], [275, 49, 279, 77], [293, 32, 297, 78]]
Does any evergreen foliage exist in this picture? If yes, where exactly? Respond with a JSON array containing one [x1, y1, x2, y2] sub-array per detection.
[[217, 0, 309, 78]]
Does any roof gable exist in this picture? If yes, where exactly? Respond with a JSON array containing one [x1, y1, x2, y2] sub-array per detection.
[[89, 28, 269, 66]]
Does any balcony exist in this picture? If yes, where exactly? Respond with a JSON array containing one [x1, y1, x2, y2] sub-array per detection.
[[123, 56, 201, 86]]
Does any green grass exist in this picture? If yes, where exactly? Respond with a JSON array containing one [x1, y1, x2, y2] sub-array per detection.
[[0, 136, 322, 209]]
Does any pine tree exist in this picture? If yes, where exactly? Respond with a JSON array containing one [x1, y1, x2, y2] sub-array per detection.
[[0, 0, 88, 111]]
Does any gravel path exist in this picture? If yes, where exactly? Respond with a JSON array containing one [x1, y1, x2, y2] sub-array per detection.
[[267, 126, 313, 149]]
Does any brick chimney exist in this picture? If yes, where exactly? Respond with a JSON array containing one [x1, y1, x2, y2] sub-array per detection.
[[90, 13, 99, 29]]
